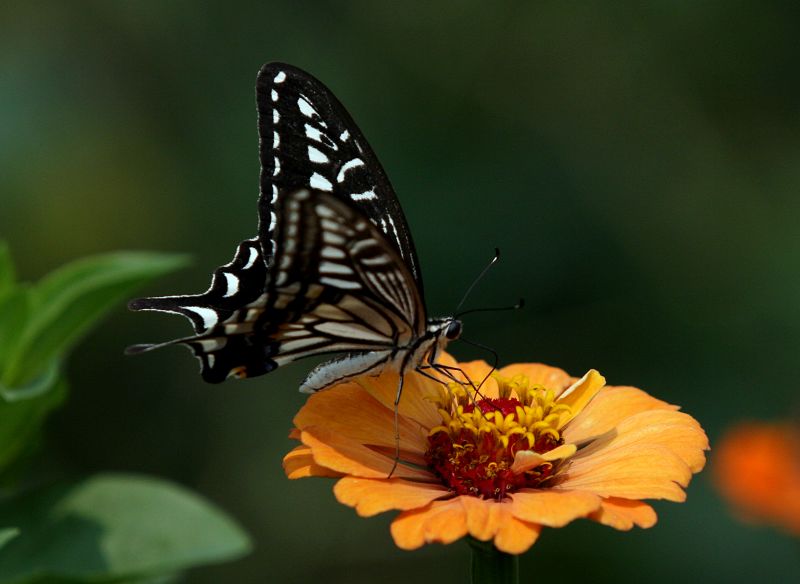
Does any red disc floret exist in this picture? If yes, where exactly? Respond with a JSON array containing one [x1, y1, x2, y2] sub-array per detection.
[[462, 397, 520, 417], [425, 397, 560, 500]]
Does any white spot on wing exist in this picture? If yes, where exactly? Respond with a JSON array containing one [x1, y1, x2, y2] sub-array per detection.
[[184, 306, 219, 331], [273, 109, 279, 124], [271, 89, 278, 102], [320, 276, 361, 289], [340, 130, 350, 141], [323, 231, 346, 245], [351, 190, 377, 201], [222, 273, 239, 297], [243, 247, 259, 269], [315, 322, 388, 343], [321, 246, 346, 259], [271, 184, 278, 203], [308, 146, 329, 164], [360, 255, 391, 266], [321, 218, 343, 232], [304, 124, 322, 142], [273, 156, 280, 176], [351, 238, 379, 254], [337, 158, 364, 183], [315, 205, 338, 220], [274, 71, 286, 83], [319, 261, 353, 275], [197, 338, 226, 351], [310, 172, 333, 191], [298, 96, 317, 118], [273, 131, 280, 149], [281, 329, 309, 338]]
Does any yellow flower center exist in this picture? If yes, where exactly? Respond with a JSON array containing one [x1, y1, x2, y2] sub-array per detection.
[[424, 373, 572, 500]]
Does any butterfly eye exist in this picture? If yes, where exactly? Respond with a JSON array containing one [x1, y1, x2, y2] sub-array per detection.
[[445, 320, 462, 340]]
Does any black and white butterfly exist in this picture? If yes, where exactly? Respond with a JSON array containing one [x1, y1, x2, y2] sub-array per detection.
[[128, 63, 464, 395]]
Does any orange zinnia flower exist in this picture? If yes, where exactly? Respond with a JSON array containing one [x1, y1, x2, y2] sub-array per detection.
[[714, 421, 800, 535], [284, 356, 708, 554]]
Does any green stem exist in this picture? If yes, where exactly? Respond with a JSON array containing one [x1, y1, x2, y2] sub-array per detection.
[[468, 537, 519, 584]]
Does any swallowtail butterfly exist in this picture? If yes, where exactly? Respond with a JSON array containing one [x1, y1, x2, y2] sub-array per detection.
[[128, 63, 463, 395]]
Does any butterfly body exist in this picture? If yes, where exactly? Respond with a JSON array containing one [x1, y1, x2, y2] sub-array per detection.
[[128, 63, 462, 393]]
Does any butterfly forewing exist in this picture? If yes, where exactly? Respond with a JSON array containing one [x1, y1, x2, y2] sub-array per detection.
[[257, 63, 424, 296], [129, 63, 434, 386]]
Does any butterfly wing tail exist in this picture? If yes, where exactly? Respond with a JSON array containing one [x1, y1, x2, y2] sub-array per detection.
[[126, 236, 280, 382], [128, 237, 268, 334], [125, 327, 279, 383]]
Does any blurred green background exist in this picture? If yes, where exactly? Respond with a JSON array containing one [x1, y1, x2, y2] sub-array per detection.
[[3, 1, 800, 582]]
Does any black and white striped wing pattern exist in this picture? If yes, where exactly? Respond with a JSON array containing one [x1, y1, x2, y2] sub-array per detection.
[[129, 188, 424, 383], [264, 188, 425, 364], [258, 63, 424, 296], [129, 62, 430, 385]]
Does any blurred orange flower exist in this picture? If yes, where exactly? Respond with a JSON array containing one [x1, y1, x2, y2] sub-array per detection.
[[714, 421, 800, 535], [284, 355, 708, 554]]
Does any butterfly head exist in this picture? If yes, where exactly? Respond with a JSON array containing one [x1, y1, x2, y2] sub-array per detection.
[[444, 319, 462, 341], [427, 317, 463, 351]]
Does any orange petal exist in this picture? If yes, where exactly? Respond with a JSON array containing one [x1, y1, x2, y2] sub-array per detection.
[[357, 370, 442, 432], [445, 360, 499, 398], [509, 489, 600, 526], [283, 444, 343, 479], [391, 498, 468, 549], [556, 370, 606, 428], [391, 495, 542, 554], [497, 363, 574, 394], [334, 477, 452, 516], [564, 385, 676, 444], [589, 497, 657, 530], [494, 515, 542, 555], [301, 427, 436, 482], [560, 444, 692, 501], [577, 409, 708, 473], [294, 383, 428, 453], [436, 351, 460, 369], [460, 496, 511, 542]]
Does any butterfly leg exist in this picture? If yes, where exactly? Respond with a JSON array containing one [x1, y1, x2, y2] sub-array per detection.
[[423, 361, 502, 416], [387, 374, 405, 478]]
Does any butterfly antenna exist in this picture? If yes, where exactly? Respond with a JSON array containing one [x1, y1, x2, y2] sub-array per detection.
[[454, 248, 501, 315], [455, 298, 525, 319], [459, 336, 499, 391]]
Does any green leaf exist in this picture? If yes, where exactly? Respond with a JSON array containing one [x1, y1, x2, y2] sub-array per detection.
[[0, 528, 19, 550], [0, 377, 67, 479], [0, 243, 15, 300], [0, 473, 251, 584], [2, 252, 188, 387], [0, 289, 31, 376]]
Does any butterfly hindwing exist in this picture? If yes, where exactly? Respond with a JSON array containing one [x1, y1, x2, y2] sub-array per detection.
[[257, 63, 424, 295], [127, 238, 267, 335], [270, 188, 424, 341], [129, 189, 424, 383]]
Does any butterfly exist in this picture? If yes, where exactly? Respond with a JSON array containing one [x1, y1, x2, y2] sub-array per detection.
[[127, 62, 465, 397]]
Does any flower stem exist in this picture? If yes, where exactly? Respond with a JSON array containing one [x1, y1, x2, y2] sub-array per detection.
[[467, 537, 519, 584]]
